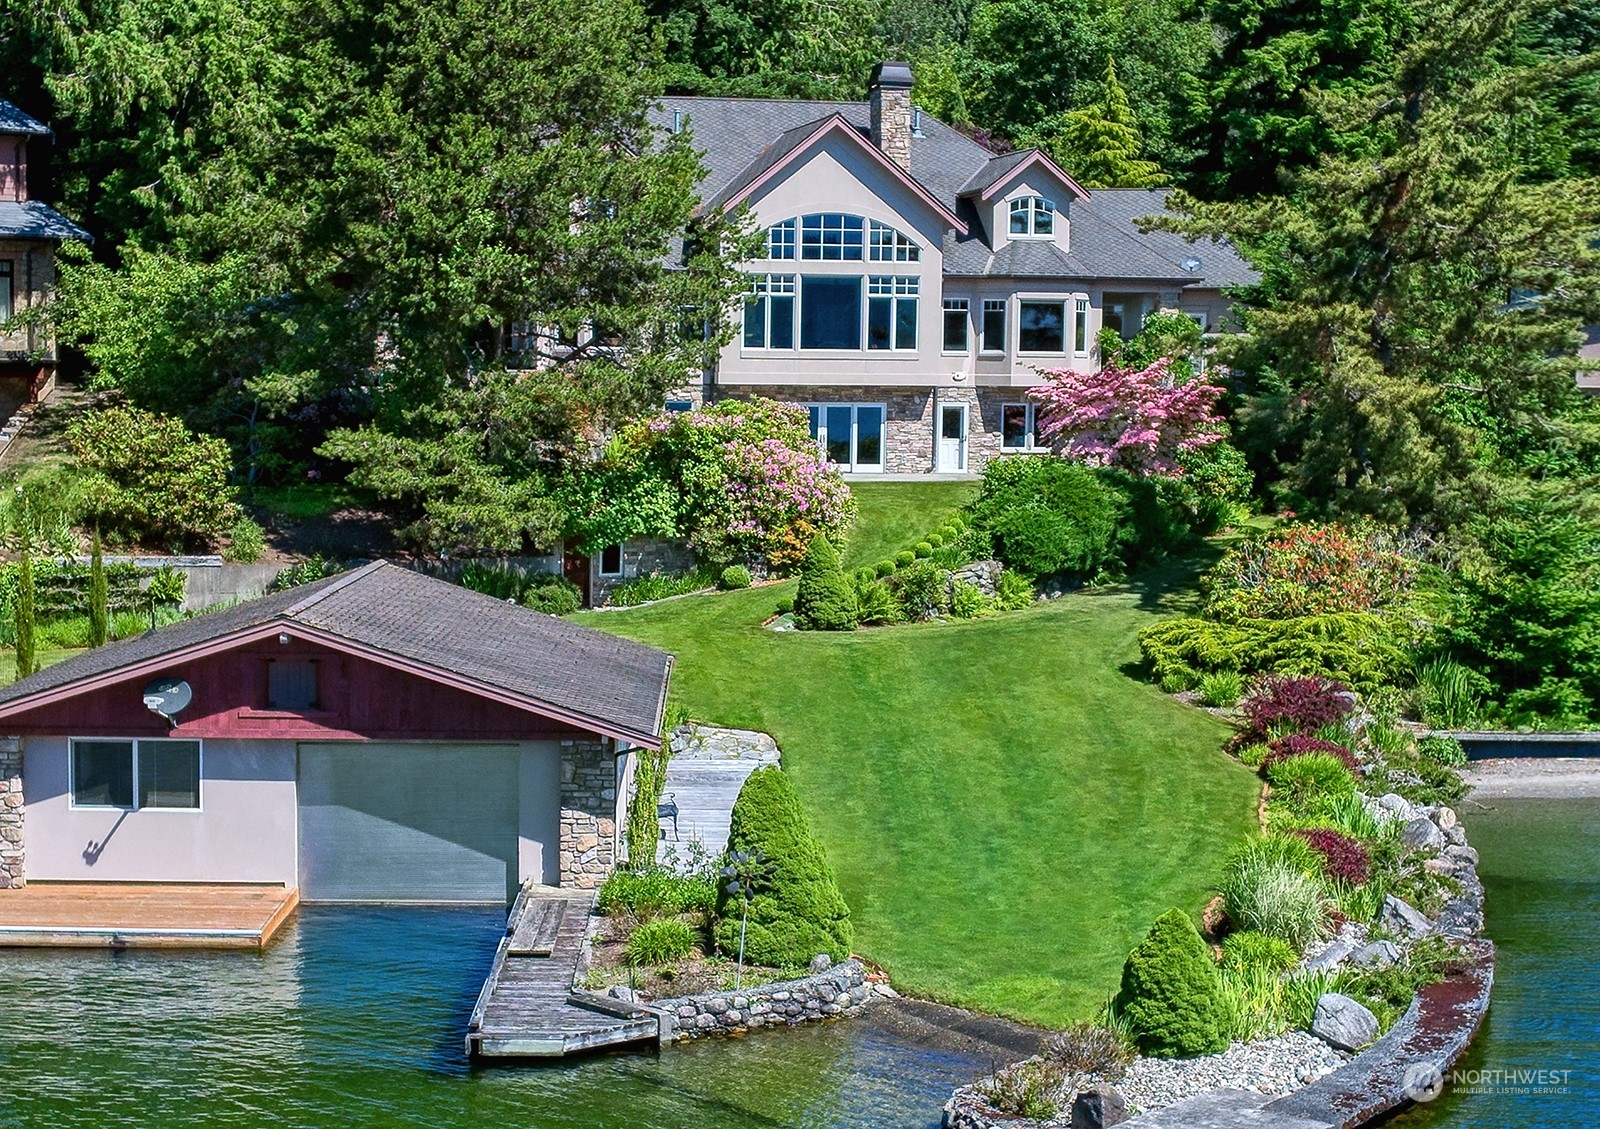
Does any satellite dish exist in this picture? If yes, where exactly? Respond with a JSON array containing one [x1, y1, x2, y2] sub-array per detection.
[[1182, 256, 1203, 273], [142, 677, 192, 726]]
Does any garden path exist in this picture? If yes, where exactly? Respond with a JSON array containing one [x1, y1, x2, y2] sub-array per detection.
[[657, 725, 781, 866]]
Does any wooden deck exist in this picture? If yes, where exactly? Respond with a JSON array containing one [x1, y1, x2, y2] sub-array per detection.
[[0, 883, 299, 949], [467, 888, 662, 1059]]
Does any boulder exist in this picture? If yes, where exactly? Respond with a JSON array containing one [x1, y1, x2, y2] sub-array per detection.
[[1444, 824, 1468, 847], [1444, 843, 1480, 867], [1402, 816, 1446, 852], [1071, 1086, 1129, 1129], [1312, 993, 1380, 1052], [1305, 939, 1355, 973], [1349, 940, 1401, 969], [808, 953, 833, 975], [1382, 894, 1434, 940], [1434, 805, 1459, 832], [1437, 894, 1485, 938], [608, 985, 637, 1004], [1374, 793, 1418, 823]]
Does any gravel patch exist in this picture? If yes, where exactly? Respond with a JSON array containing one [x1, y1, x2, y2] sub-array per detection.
[[1110, 1032, 1349, 1115], [1463, 756, 1600, 799]]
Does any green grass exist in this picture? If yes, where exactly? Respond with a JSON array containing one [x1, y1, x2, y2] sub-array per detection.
[[0, 648, 80, 684], [580, 551, 1258, 1026], [842, 481, 980, 570]]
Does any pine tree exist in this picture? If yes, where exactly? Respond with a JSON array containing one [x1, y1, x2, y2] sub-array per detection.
[[792, 533, 858, 631], [1031, 59, 1164, 188], [88, 528, 109, 648]]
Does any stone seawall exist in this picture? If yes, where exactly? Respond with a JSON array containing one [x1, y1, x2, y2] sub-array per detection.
[[651, 958, 877, 1041]]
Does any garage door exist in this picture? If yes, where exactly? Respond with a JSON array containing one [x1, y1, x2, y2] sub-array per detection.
[[298, 743, 520, 904]]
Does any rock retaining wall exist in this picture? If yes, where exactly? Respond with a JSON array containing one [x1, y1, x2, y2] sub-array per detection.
[[651, 958, 876, 1040], [0, 737, 22, 888], [560, 739, 618, 888]]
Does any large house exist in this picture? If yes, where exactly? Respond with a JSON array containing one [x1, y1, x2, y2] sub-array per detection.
[[0, 97, 90, 410], [650, 62, 1257, 477]]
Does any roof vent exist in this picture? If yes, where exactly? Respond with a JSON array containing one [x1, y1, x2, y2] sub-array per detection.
[[1182, 256, 1202, 273], [912, 106, 924, 138], [671, 109, 683, 135]]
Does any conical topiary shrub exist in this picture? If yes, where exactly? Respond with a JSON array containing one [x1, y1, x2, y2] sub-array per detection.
[[714, 766, 852, 966], [792, 532, 858, 631], [1114, 908, 1228, 1058]]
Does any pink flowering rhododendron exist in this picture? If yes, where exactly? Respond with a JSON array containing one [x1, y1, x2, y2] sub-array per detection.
[[1029, 357, 1226, 476]]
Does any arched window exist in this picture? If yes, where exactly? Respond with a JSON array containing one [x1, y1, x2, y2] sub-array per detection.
[[1009, 196, 1055, 237], [772, 214, 923, 261]]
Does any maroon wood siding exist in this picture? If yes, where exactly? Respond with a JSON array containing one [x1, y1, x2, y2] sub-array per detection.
[[1, 637, 591, 741]]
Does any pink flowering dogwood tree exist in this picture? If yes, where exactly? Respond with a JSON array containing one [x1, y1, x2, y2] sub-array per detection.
[[1028, 356, 1226, 476]]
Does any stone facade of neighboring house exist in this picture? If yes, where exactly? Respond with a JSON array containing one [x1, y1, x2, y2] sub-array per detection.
[[588, 537, 699, 607]]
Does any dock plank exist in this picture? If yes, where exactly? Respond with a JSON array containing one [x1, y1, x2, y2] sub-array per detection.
[[0, 883, 298, 949]]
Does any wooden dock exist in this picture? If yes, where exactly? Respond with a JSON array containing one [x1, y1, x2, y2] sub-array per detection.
[[466, 888, 662, 1059], [0, 883, 299, 949]]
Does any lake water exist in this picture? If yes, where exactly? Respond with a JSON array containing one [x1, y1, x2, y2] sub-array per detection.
[[0, 796, 1595, 1128]]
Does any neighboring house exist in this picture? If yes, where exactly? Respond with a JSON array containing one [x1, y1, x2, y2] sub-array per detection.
[[0, 97, 90, 410], [649, 62, 1257, 476], [0, 561, 673, 902]]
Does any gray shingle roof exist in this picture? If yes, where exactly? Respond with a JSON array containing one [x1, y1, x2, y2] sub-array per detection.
[[0, 561, 673, 745], [0, 200, 92, 242], [957, 150, 1036, 197], [1079, 189, 1261, 289], [0, 99, 50, 136]]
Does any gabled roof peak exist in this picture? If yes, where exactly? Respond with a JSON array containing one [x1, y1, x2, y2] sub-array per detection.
[[0, 98, 50, 137]]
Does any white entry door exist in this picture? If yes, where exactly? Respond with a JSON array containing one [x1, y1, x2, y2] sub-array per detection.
[[937, 404, 967, 472]]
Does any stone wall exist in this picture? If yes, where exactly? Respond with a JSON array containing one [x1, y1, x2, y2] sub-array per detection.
[[591, 538, 700, 607], [0, 737, 22, 888], [652, 958, 876, 1040], [559, 739, 617, 888]]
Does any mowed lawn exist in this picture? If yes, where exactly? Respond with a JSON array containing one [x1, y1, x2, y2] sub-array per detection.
[[580, 498, 1258, 1026], [841, 480, 981, 570]]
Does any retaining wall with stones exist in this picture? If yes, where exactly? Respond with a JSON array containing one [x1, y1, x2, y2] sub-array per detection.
[[651, 958, 876, 1040], [559, 739, 618, 888], [0, 737, 22, 888]]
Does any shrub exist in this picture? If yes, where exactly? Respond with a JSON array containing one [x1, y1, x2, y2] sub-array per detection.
[[521, 574, 582, 615], [1262, 734, 1361, 774], [1237, 742, 1270, 768], [1418, 735, 1467, 767], [1290, 829, 1372, 885], [1241, 675, 1353, 739], [608, 566, 719, 607], [913, 540, 934, 559], [925, 532, 945, 548], [460, 561, 526, 601], [1043, 1022, 1134, 1079], [1221, 931, 1298, 973], [272, 555, 342, 590], [1265, 752, 1358, 810], [854, 566, 877, 586], [1413, 658, 1487, 729], [627, 918, 698, 966], [976, 1058, 1069, 1120], [792, 534, 858, 631], [889, 559, 948, 621], [995, 569, 1035, 611], [1199, 670, 1244, 708], [599, 866, 718, 918], [1275, 790, 1386, 842], [1138, 614, 1412, 694], [774, 596, 795, 616], [720, 564, 753, 590], [949, 578, 993, 619], [854, 578, 903, 626], [69, 405, 243, 549], [874, 559, 897, 578], [970, 458, 1121, 578], [146, 568, 186, 606], [713, 767, 852, 966], [1217, 857, 1329, 952], [1204, 523, 1419, 621], [224, 517, 266, 563], [895, 550, 916, 568], [1367, 754, 1468, 806], [1114, 908, 1228, 1058]]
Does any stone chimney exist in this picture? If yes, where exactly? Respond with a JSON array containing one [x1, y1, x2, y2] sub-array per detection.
[[868, 61, 915, 172]]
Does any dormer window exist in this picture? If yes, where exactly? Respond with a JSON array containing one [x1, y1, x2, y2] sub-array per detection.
[[1009, 196, 1055, 237]]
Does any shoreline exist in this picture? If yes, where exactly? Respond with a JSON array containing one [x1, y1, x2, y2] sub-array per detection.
[[1463, 757, 1600, 799]]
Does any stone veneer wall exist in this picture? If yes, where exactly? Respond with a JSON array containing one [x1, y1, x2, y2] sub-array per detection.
[[591, 537, 700, 607], [559, 738, 617, 888], [0, 737, 22, 888], [652, 958, 875, 1040]]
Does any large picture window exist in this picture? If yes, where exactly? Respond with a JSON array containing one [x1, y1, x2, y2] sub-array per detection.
[[807, 404, 884, 471], [867, 276, 918, 351], [981, 299, 1007, 353], [943, 299, 969, 352], [744, 274, 796, 349], [1018, 301, 1066, 353], [800, 213, 865, 260], [799, 275, 862, 349], [71, 739, 201, 810]]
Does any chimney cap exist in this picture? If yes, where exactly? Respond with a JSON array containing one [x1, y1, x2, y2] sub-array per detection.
[[868, 61, 915, 91]]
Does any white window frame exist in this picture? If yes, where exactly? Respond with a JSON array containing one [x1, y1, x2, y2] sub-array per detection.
[[1074, 298, 1090, 355], [743, 273, 796, 351], [1001, 403, 1043, 451], [68, 737, 204, 813], [1017, 298, 1068, 354], [867, 275, 918, 352], [981, 299, 1007, 355], [1008, 196, 1055, 238], [807, 403, 886, 473], [800, 213, 865, 260], [942, 298, 969, 354], [599, 544, 625, 576], [868, 220, 920, 262], [767, 219, 796, 260]]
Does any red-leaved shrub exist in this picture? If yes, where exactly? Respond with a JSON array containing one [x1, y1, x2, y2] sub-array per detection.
[[1241, 675, 1352, 740], [1262, 734, 1361, 774], [1290, 828, 1372, 885]]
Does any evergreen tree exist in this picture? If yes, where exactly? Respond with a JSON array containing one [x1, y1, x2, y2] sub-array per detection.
[[1029, 59, 1164, 188], [88, 528, 109, 648], [792, 533, 859, 631], [14, 542, 36, 682], [1115, 908, 1228, 1058]]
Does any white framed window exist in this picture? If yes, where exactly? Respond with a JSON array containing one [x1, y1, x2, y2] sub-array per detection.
[[1008, 196, 1055, 237], [806, 404, 885, 472], [599, 544, 624, 576], [1002, 403, 1042, 450], [1185, 310, 1209, 331], [801, 213, 865, 260], [767, 219, 796, 259], [1074, 298, 1089, 355], [981, 299, 1007, 354], [1018, 300, 1066, 353], [70, 738, 202, 811], [942, 298, 969, 352], [868, 221, 920, 261], [744, 274, 796, 349], [867, 276, 918, 351]]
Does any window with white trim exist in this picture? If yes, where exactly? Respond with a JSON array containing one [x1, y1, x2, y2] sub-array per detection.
[[1074, 298, 1089, 354], [981, 299, 1007, 353], [807, 404, 885, 471], [868, 221, 920, 261], [867, 276, 918, 351], [801, 213, 865, 260], [1018, 300, 1066, 353], [1008, 196, 1055, 237], [1002, 403, 1041, 450], [767, 219, 796, 259], [744, 273, 796, 349], [71, 738, 201, 810], [942, 298, 969, 352], [599, 544, 624, 576]]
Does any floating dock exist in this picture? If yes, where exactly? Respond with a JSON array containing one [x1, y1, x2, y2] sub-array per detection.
[[466, 888, 662, 1059], [0, 882, 298, 949]]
